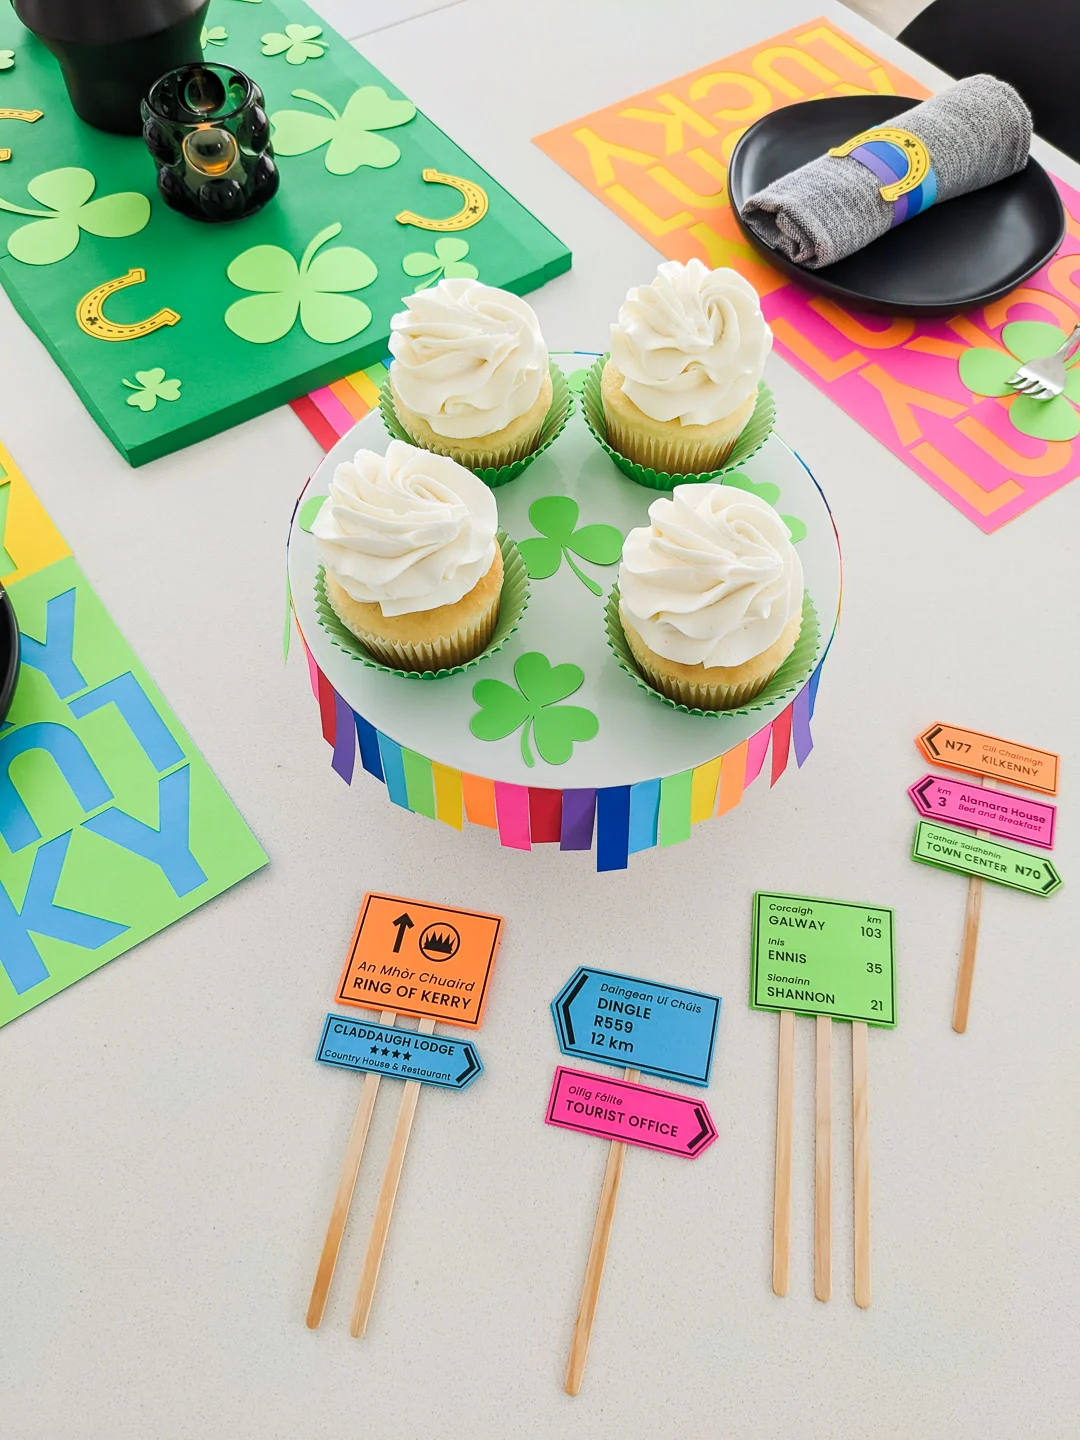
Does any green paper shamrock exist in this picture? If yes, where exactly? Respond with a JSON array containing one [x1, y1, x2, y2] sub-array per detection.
[[261, 23, 326, 64], [517, 496, 623, 596], [201, 25, 228, 47], [470, 652, 598, 767], [299, 494, 326, 531], [721, 472, 806, 543], [0, 168, 150, 266], [721, 470, 779, 506], [402, 236, 478, 288], [122, 368, 182, 412], [225, 222, 377, 345], [270, 87, 416, 175], [0, 50, 15, 71], [566, 368, 589, 396], [959, 321, 1080, 442], [0, 479, 14, 575]]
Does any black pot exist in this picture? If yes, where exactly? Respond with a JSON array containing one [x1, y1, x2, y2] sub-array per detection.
[[0, 581, 19, 725], [12, 0, 210, 134]]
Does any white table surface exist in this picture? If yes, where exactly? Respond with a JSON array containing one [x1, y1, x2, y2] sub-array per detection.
[[3, 4, 1078, 1437]]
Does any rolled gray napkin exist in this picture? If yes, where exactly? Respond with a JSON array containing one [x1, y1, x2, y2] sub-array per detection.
[[739, 75, 1032, 270]]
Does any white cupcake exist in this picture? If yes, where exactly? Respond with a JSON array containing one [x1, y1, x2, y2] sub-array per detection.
[[618, 483, 802, 709], [602, 260, 772, 474], [389, 279, 551, 469], [312, 440, 502, 672]]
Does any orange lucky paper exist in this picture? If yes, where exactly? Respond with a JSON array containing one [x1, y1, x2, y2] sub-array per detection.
[[534, 19, 1080, 532]]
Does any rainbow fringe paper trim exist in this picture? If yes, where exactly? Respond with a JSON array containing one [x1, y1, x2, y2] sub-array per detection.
[[291, 359, 390, 447], [296, 620, 827, 871]]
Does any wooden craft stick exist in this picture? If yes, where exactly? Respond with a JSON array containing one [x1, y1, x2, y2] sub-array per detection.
[[564, 1067, 640, 1397], [953, 878, 983, 1033], [953, 776, 992, 1034], [350, 1015, 438, 1337], [772, 1010, 795, 1297], [852, 1020, 871, 1309], [814, 1014, 832, 1303], [306, 1008, 396, 1329]]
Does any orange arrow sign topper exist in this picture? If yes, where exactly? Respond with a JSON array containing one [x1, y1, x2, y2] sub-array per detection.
[[917, 724, 1059, 795]]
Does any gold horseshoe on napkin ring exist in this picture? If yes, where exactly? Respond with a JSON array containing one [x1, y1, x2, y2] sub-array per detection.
[[828, 126, 930, 203]]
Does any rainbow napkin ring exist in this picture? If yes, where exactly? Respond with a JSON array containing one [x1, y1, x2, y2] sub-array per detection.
[[828, 126, 937, 226]]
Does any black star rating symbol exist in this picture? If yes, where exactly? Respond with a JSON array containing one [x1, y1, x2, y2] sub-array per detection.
[[403, 1051, 412, 1061], [381, 1047, 391, 1056], [369, 1044, 380, 1054], [392, 1050, 401, 1059]]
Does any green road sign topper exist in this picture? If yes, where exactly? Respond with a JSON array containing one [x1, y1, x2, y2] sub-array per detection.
[[750, 892, 897, 1027], [911, 821, 1062, 896]]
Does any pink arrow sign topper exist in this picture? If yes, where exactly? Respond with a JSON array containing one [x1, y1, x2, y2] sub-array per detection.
[[545, 1066, 717, 1158], [908, 774, 1057, 850]]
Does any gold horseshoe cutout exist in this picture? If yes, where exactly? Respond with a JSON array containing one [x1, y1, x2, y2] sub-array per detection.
[[827, 126, 930, 203], [395, 168, 489, 232], [76, 268, 181, 342], [0, 108, 44, 163]]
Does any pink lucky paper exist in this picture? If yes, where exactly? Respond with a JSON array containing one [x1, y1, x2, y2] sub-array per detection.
[[763, 182, 1080, 532]]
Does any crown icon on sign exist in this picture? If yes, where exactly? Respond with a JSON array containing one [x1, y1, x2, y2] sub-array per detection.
[[419, 923, 461, 960]]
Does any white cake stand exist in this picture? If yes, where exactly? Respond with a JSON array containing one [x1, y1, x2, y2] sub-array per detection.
[[288, 354, 842, 868]]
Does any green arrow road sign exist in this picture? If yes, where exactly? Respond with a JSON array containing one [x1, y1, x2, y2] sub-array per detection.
[[912, 821, 1063, 896]]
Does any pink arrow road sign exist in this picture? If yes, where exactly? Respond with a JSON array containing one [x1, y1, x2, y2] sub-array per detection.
[[545, 1066, 717, 1158], [908, 774, 1056, 850]]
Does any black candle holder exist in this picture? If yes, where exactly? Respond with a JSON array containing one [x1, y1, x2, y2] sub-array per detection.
[[13, 0, 209, 135], [0, 581, 19, 725], [141, 63, 279, 223]]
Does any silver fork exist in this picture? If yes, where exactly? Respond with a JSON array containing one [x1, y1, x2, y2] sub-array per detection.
[[1005, 322, 1080, 401]]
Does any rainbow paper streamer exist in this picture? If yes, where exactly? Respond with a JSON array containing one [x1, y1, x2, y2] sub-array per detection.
[[846, 136, 937, 226], [529, 788, 562, 843], [495, 782, 531, 851], [292, 361, 390, 446], [296, 626, 827, 871]]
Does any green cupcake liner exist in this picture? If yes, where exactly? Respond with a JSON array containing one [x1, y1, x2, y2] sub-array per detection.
[[314, 531, 529, 681], [582, 354, 775, 491], [605, 587, 820, 718], [379, 361, 573, 489]]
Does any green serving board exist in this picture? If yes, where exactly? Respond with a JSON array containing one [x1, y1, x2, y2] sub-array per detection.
[[0, 0, 570, 464]]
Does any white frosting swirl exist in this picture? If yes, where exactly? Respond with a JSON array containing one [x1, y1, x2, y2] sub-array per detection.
[[389, 278, 548, 439], [311, 440, 498, 616], [619, 483, 802, 668], [610, 260, 772, 426]]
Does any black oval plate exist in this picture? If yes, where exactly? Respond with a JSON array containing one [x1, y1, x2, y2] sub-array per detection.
[[729, 95, 1065, 316], [0, 581, 19, 724]]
